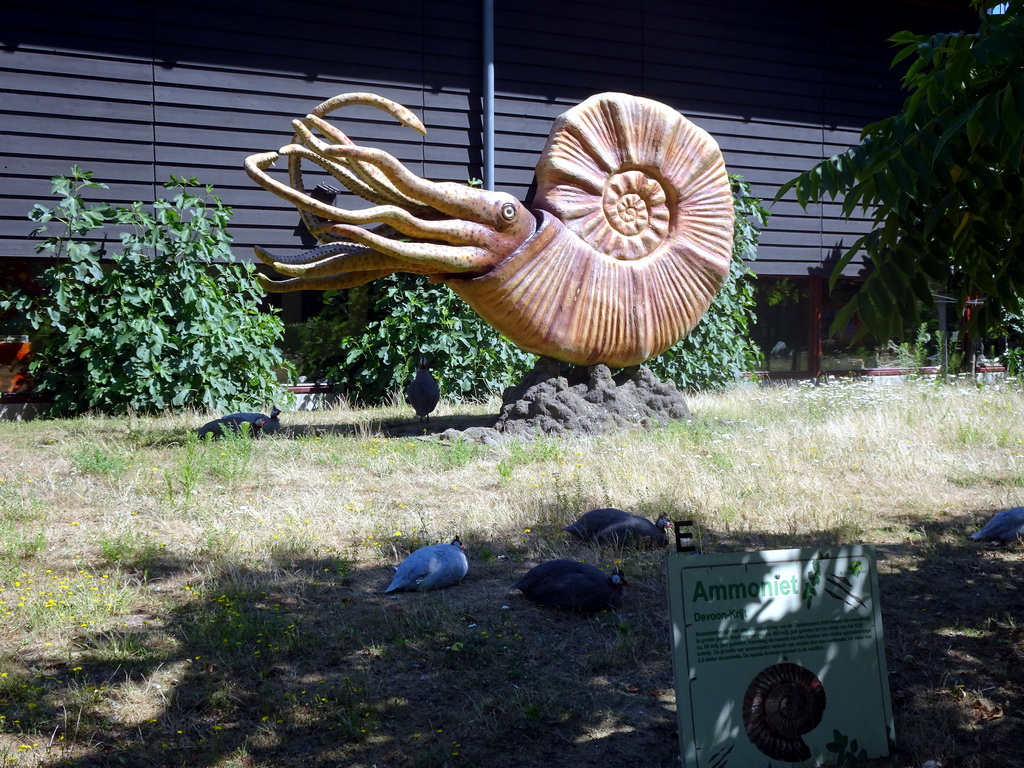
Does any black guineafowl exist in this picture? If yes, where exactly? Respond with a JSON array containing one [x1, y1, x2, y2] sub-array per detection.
[[564, 507, 670, 547], [406, 356, 440, 423], [197, 407, 281, 439], [563, 508, 631, 539], [513, 559, 627, 611]]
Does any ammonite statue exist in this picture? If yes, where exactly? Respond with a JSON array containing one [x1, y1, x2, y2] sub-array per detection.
[[245, 92, 734, 367], [742, 662, 827, 762]]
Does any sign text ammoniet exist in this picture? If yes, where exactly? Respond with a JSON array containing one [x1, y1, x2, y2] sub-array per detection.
[[690, 574, 800, 603]]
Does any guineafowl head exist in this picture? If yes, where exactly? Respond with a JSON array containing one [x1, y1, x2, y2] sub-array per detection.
[[609, 569, 629, 587], [450, 536, 465, 550]]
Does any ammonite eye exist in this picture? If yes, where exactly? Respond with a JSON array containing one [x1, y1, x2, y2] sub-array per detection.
[[742, 663, 826, 762], [500, 202, 517, 221]]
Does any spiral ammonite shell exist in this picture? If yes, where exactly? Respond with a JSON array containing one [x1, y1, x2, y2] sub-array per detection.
[[446, 92, 733, 367], [742, 663, 827, 762]]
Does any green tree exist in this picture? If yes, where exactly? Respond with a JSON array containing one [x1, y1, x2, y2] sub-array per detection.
[[777, 1, 1024, 341], [0, 167, 294, 416]]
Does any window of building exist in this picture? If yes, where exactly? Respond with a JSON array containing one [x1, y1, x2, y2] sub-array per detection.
[[751, 277, 812, 375]]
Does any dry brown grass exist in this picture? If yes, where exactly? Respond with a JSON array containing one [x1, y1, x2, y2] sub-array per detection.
[[0, 375, 1022, 767]]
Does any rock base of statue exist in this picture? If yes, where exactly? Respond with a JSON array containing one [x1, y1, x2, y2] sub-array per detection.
[[435, 358, 690, 443], [493, 357, 690, 438]]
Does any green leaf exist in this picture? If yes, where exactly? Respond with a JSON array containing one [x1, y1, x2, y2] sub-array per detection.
[[933, 105, 978, 164]]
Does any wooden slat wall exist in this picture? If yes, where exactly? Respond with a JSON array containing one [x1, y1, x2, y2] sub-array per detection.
[[1, 0, 973, 276]]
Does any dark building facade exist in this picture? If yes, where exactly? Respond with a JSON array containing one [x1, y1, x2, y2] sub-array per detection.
[[0, 0, 976, 377]]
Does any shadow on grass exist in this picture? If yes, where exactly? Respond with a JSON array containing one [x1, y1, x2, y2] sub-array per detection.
[[119, 414, 501, 450], [4, 539, 679, 768], [873, 518, 1024, 765], [284, 413, 499, 440], [5, 516, 1021, 768]]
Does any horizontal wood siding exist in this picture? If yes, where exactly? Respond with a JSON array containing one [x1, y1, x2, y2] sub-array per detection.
[[1, 0, 972, 277]]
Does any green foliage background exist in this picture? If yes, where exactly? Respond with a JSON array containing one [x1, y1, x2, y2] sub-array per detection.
[[647, 175, 767, 389], [293, 175, 766, 403], [0, 167, 293, 416], [777, 1, 1024, 342]]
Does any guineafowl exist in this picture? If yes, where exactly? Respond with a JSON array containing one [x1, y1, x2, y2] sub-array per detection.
[[385, 537, 468, 592], [563, 508, 631, 539], [564, 508, 670, 547], [197, 407, 281, 439], [513, 559, 627, 611], [406, 356, 440, 423], [970, 507, 1024, 542], [596, 513, 671, 547]]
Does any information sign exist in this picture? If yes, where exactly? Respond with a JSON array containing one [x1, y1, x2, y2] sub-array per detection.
[[667, 546, 893, 767]]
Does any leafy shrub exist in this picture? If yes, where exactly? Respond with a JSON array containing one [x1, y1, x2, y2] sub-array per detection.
[[0, 166, 293, 416], [647, 175, 767, 389], [293, 175, 767, 403], [292, 276, 534, 404]]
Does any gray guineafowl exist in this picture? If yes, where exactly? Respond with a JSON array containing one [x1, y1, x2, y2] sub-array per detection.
[[513, 559, 627, 611], [970, 507, 1024, 542], [385, 537, 468, 592], [564, 507, 670, 547], [198, 407, 281, 439], [406, 356, 440, 423]]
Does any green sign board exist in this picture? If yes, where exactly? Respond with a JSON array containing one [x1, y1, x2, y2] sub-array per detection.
[[667, 546, 893, 766]]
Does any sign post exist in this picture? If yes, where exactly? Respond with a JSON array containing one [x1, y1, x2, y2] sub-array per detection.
[[667, 546, 893, 766]]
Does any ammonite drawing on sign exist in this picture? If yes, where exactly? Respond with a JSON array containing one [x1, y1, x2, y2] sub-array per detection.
[[742, 662, 827, 762]]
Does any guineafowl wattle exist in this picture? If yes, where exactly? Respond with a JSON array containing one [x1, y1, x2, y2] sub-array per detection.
[[197, 407, 281, 439], [406, 356, 440, 423], [513, 559, 627, 611], [970, 507, 1024, 542], [385, 537, 468, 592], [564, 508, 670, 547]]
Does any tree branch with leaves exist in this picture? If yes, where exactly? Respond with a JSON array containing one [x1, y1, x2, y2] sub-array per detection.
[[777, 1, 1024, 342]]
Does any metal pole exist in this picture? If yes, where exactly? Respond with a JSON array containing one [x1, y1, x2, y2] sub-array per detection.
[[483, 0, 495, 190]]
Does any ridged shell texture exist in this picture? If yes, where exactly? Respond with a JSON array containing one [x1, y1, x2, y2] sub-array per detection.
[[447, 92, 734, 367]]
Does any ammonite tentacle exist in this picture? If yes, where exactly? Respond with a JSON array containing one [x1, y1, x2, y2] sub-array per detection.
[[263, 249, 420, 279], [253, 242, 372, 268], [256, 270, 395, 293], [287, 123, 404, 211], [291, 118, 430, 213], [323, 144, 528, 235], [245, 150, 349, 222], [742, 663, 827, 762], [289, 92, 428, 241], [312, 223, 494, 273]]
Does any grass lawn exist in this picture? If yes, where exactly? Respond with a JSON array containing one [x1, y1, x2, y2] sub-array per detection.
[[0, 376, 1021, 767]]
